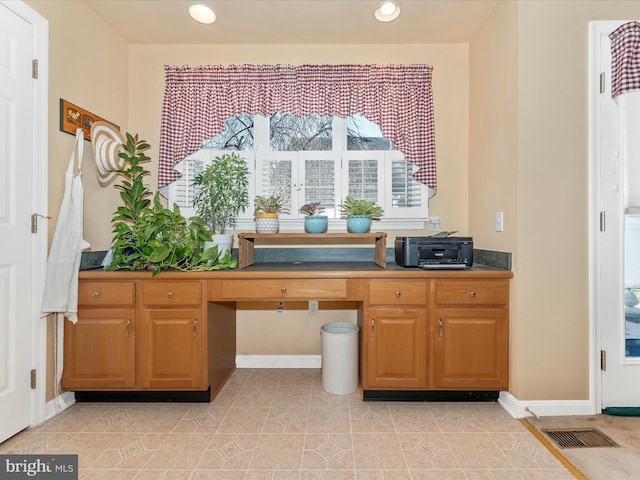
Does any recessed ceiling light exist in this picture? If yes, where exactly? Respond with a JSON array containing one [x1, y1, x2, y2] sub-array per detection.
[[374, 1, 401, 22], [189, 4, 216, 24]]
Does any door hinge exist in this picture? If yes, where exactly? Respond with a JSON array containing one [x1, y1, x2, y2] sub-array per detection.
[[599, 211, 606, 231], [32, 59, 38, 79], [600, 72, 605, 94], [30, 369, 37, 389], [601, 350, 607, 371]]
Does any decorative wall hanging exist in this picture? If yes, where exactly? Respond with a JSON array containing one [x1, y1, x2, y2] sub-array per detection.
[[59, 99, 119, 141]]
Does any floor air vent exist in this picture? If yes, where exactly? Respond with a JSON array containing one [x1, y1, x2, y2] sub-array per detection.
[[542, 428, 619, 448]]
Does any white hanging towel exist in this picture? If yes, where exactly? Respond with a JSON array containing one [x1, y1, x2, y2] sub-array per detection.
[[41, 128, 91, 323]]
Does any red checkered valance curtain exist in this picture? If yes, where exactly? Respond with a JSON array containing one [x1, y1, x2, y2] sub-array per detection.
[[610, 21, 640, 98], [158, 64, 436, 193]]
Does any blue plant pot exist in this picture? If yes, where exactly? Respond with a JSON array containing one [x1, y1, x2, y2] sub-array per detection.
[[347, 215, 372, 233], [304, 215, 328, 234]]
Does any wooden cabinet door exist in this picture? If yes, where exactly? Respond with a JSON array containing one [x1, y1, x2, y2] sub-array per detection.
[[62, 308, 135, 389], [364, 307, 428, 389], [142, 309, 203, 389], [433, 307, 509, 390]]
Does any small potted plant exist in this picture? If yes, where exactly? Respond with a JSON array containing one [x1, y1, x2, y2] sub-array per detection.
[[339, 196, 384, 233], [254, 195, 290, 233], [299, 201, 328, 234], [192, 152, 250, 255]]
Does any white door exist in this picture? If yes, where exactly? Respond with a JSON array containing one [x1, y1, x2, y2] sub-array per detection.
[[593, 21, 640, 408], [0, 1, 47, 442]]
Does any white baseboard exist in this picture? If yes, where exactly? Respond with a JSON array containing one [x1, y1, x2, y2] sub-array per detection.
[[499, 391, 598, 419], [236, 354, 321, 368], [45, 392, 75, 420]]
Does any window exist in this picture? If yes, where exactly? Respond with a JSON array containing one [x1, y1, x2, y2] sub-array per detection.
[[168, 113, 428, 230]]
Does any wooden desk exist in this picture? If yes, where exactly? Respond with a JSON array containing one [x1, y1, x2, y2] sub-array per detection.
[[67, 266, 513, 401]]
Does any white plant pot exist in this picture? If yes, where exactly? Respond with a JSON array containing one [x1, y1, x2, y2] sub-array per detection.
[[205, 234, 233, 258], [255, 214, 280, 234]]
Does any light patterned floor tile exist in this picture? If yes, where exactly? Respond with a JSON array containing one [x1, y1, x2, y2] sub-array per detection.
[[249, 433, 305, 469], [0, 369, 585, 479], [307, 406, 350, 434], [197, 433, 259, 470], [302, 433, 354, 470], [349, 405, 394, 433], [352, 433, 406, 470]]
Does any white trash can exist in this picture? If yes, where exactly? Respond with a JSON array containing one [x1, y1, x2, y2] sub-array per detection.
[[321, 321, 359, 395]]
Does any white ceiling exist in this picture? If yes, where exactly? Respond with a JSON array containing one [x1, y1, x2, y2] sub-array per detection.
[[82, 0, 499, 45]]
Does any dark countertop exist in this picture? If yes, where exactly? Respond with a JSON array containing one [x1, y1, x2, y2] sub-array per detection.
[[80, 246, 513, 278]]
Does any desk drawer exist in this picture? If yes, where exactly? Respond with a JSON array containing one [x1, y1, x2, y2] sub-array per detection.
[[368, 280, 427, 306], [220, 279, 348, 300], [78, 281, 135, 306], [435, 279, 509, 305], [142, 281, 201, 306]]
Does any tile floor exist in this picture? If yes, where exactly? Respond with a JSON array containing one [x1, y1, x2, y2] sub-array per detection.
[[0, 369, 576, 479]]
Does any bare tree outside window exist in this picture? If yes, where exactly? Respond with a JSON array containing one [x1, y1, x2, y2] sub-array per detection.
[[269, 113, 332, 151], [202, 114, 254, 150]]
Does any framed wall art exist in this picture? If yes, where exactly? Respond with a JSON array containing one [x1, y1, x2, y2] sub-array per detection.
[[59, 99, 119, 141]]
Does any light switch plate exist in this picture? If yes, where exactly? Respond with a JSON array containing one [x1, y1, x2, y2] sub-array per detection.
[[496, 212, 504, 232]]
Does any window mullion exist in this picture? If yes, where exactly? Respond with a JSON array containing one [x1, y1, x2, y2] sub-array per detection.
[[254, 114, 269, 151], [333, 116, 346, 207]]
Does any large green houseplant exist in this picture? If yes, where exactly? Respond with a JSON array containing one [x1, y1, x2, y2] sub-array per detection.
[[192, 153, 250, 233], [192, 152, 250, 254], [108, 133, 237, 275]]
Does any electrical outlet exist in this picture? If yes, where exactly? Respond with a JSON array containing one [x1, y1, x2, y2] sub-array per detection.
[[429, 216, 440, 232], [309, 300, 319, 315], [276, 301, 286, 315]]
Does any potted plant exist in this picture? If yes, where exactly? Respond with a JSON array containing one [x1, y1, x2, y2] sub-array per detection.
[[253, 195, 289, 233], [192, 152, 250, 255], [338, 196, 384, 233], [108, 133, 237, 275], [299, 201, 328, 234]]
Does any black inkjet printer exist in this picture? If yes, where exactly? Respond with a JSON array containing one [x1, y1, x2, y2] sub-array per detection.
[[395, 235, 473, 270]]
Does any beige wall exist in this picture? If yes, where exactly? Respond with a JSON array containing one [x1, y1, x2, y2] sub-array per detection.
[[470, 0, 640, 401], [24, 0, 129, 401]]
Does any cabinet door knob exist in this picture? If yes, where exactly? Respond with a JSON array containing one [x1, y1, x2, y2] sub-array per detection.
[[371, 318, 376, 339], [469, 291, 476, 298], [281, 287, 287, 294], [395, 291, 401, 298], [439, 317, 444, 340], [125, 318, 131, 339], [167, 292, 173, 298], [92, 291, 99, 298], [193, 319, 198, 339]]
